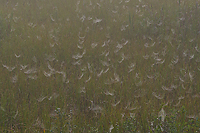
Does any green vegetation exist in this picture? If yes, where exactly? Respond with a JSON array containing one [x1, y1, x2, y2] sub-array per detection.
[[0, 0, 200, 132]]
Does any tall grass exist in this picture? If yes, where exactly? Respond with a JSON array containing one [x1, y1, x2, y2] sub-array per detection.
[[0, 0, 200, 132]]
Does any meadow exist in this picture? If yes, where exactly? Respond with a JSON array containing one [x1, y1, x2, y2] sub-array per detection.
[[0, 0, 200, 132]]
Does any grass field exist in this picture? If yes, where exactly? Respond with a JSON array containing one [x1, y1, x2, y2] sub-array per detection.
[[0, 0, 200, 132]]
